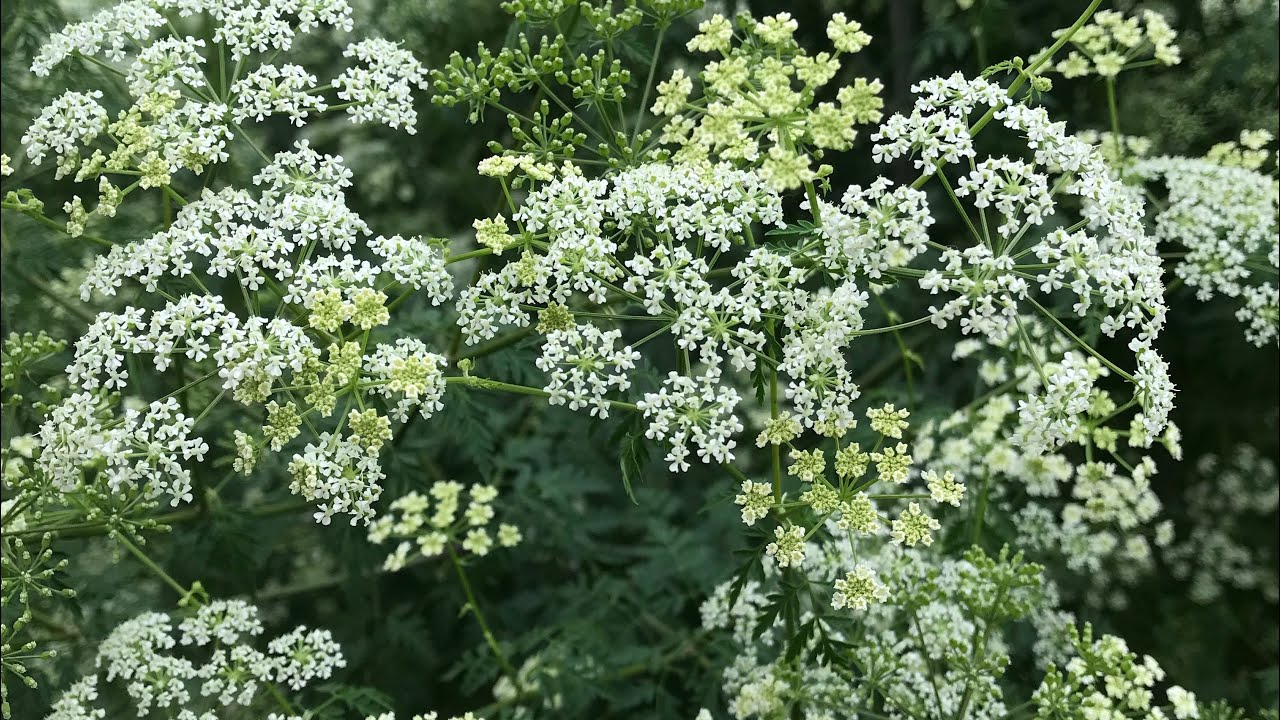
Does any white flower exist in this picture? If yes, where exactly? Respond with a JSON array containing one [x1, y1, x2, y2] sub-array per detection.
[[333, 38, 429, 132], [831, 565, 890, 610], [636, 368, 743, 472], [288, 433, 385, 525], [267, 627, 347, 691], [365, 339, 448, 423], [127, 36, 207, 96], [368, 234, 453, 304], [231, 63, 328, 126], [536, 324, 639, 418], [1011, 352, 1105, 455], [954, 156, 1055, 238], [1166, 686, 1199, 719], [20, 90, 108, 167], [818, 178, 934, 277], [36, 392, 208, 505]]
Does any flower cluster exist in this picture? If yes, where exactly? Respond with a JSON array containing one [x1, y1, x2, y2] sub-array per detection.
[[1044, 9, 1181, 78], [701, 543, 1048, 720], [815, 178, 934, 278], [878, 74, 1165, 344], [915, 378, 1179, 607], [46, 600, 344, 719], [536, 323, 639, 418], [830, 564, 889, 610], [1033, 624, 1200, 720], [21, 0, 426, 227], [1126, 151, 1278, 346], [36, 393, 208, 505], [3, 2, 1265, 718], [637, 369, 743, 473], [367, 481, 522, 570], [662, 12, 885, 189], [37, 143, 455, 526]]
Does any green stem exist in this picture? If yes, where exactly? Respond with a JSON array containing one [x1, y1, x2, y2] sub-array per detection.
[[910, 0, 1105, 191], [230, 123, 272, 164], [1012, 311, 1050, 388], [721, 463, 751, 485], [118, 534, 189, 598], [9, 498, 311, 541], [446, 374, 639, 412], [804, 180, 823, 226], [265, 683, 299, 716], [161, 184, 187, 208], [449, 545, 521, 689], [8, 268, 95, 323], [936, 170, 986, 246], [770, 350, 782, 505], [1105, 77, 1121, 140], [446, 247, 495, 265], [1, 202, 115, 248], [1025, 295, 1136, 383], [631, 26, 667, 146], [906, 604, 948, 716]]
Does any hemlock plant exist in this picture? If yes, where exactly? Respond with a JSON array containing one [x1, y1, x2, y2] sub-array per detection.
[[0, 0, 1277, 718]]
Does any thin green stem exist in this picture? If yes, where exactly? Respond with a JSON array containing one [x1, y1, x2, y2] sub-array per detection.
[[1025, 295, 1136, 382], [1105, 77, 1121, 140], [161, 184, 188, 207], [446, 374, 639, 412], [449, 545, 521, 689], [9, 499, 311, 541], [265, 683, 299, 716], [230, 123, 272, 164], [936, 170, 985, 246], [118, 534, 189, 598], [446, 247, 495, 265], [910, 0, 1105, 191], [631, 26, 667, 146], [1012, 311, 1050, 388], [906, 604, 948, 717], [2, 202, 115, 248]]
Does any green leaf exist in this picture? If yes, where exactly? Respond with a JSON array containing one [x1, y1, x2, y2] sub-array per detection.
[[311, 683, 394, 719], [618, 416, 649, 505], [763, 221, 816, 237]]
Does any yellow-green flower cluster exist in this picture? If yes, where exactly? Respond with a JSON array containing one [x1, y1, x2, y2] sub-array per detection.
[[925, 470, 965, 507], [756, 415, 803, 447], [1047, 10, 1180, 79], [871, 443, 913, 485], [835, 443, 870, 480], [788, 448, 825, 483], [474, 216, 518, 253], [658, 12, 884, 189], [836, 493, 880, 535], [867, 403, 910, 438], [368, 481, 522, 571], [891, 502, 940, 547], [733, 480, 773, 525], [1205, 129, 1276, 171], [830, 564, 889, 611], [766, 524, 807, 568]]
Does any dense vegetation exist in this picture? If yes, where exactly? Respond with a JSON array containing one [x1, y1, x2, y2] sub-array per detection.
[[1, 1, 1277, 718]]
